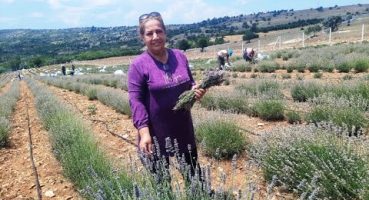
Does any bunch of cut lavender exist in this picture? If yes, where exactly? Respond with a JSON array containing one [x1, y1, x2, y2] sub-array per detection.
[[173, 71, 224, 111]]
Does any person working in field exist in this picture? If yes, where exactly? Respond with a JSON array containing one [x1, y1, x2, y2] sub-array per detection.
[[243, 47, 256, 63], [216, 48, 233, 70], [128, 11, 206, 186]]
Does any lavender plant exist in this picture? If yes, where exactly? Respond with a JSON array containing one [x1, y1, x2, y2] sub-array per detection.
[[0, 81, 20, 147], [195, 120, 246, 159], [173, 71, 224, 111], [250, 124, 369, 199]]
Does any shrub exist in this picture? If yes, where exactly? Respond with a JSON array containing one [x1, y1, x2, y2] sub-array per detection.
[[336, 62, 351, 73], [83, 86, 98, 100], [257, 61, 278, 73], [307, 63, 320, 73], [253, 100, 284, 121], [0, 117, 10, 147], [250, 73, 258, 78], [307, 105, 368, 136], [286, 66, 294, 73], [322, 64, 334, 72], [97, 88, 131, 116], [232, 73, 238, 78], [230, 64, 247, 72], [285, 111, 302, 124], [251, 125, 369, 199], [200, 93, 251, 114], [236, 80, 282, 99], [306, 106, 330, 125], [296, 64, 306, 73], [353, 59, 369, 73], [196, 120, 246, 159], [291, 82, 322, 102], [0, 81, 20, 147]]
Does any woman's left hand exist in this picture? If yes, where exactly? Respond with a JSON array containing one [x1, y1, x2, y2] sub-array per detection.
[[192, 85, 206, 100]]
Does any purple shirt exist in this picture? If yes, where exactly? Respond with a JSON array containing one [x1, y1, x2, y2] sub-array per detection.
[[128, 49, 196, 155]]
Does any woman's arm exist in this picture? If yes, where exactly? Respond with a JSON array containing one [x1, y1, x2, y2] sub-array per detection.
[[128, 64, 152, 154]]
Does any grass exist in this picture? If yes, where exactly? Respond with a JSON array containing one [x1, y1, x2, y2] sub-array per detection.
[[196, 120, 246, 159], [250, 125, 369, 199]]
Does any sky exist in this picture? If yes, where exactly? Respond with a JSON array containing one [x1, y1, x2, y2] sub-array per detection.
[[0, 0, 368, 29]]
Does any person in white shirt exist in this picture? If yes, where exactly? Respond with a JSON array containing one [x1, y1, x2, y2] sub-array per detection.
[[216, 48, 233, 70]]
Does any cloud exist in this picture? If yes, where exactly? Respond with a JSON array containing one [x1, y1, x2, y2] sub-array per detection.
[[0, 0, 15, 3], [0, 16, 15, 23], [30, 12, 44, 18], [162, 0, 229, 24], [87, 0, 116, 7]]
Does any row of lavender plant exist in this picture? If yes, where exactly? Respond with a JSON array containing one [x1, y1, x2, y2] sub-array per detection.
[[224, 43, 369, 73], [40, 77, 131, 117], [0, 80, 20, 147], [0, 72, 14, 89], [62, 74, 128, 91], [250, 123, 369, 199]]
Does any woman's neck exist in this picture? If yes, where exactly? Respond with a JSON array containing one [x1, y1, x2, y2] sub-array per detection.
[[148, 49, 168, 64]]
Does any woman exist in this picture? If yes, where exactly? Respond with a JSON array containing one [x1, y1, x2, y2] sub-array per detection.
[[128, 12, 206, 181], [217, 48, 232, 70]]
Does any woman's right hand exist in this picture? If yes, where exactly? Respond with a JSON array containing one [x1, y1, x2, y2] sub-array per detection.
[[138, 127, 153, 155]]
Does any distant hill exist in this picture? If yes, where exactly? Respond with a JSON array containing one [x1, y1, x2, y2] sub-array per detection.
[[0, 3, 368, 73]]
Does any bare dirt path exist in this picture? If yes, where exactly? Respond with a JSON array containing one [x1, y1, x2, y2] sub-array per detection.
[[0, 81, 81, 200]]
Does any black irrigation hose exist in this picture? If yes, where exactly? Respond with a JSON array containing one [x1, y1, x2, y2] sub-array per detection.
[[91, 119, 137, 147], [25, 92, 43, 200]]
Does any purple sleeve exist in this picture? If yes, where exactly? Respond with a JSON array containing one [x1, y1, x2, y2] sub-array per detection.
[[128, 63, 149, 130]]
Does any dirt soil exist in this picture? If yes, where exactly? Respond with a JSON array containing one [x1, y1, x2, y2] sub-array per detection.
[[0, 81, 81, 200]]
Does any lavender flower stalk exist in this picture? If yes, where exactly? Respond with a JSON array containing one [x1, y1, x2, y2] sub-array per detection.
[[173, 71, 224, 111]]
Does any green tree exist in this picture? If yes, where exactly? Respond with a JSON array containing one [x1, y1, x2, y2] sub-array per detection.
[[177, 39, 191, 51], [31, 56, 44, 68], [214, 37, 225, 45], [196, 37, 209, 52], [242, 29, 259, 43], [304, 25, 322, 37], [9, 56, 21, 71], [323, 16, 342, 32]]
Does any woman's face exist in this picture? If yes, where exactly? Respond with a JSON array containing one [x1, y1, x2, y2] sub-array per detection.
[[141, 19, 166, 54]]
